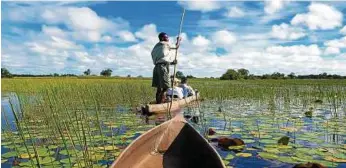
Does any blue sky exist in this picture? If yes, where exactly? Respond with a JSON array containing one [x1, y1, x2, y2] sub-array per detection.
[[2, 1, 346, 77]]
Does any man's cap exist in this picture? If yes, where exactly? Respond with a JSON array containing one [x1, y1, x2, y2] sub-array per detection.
[[158, 32, 168, 40]]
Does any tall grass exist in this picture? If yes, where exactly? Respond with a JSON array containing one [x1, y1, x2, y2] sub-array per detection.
[[1, 78, 346, 167]]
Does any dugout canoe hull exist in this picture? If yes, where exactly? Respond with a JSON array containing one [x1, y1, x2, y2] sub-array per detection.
[[145, 94, 200, 114], [111, 113, 225, 168]]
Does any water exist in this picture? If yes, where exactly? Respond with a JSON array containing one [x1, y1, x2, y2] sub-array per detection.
[[1, 93, 346, 167]]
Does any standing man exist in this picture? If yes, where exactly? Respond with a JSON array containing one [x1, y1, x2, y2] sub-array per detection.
[[151, 32, 181, 104]]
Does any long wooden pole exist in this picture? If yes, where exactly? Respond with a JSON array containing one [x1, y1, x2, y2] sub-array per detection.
[[167, 8, 186, 119]]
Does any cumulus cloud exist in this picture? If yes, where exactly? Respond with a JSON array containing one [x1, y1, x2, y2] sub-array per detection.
[[192, 35, 210, 47], [2, 2, 346, 77], [324, 36, 346, 48], [323, 36, 346, 55], [264, 0, 289, 14], [177, 1, 222, 12], [324, 47, 340, 55], [340, 26, 346, 35], [5, 4, 132, 43], [211, 30, 236, 48], [135, 24, 158, 42], [291, 3, 343, 30], [225, 7, 245, 18], [271, 23, 306, 40], [118, 31, 137, 42], [266, 44, 321, 56], [42, 25, 67, 38]]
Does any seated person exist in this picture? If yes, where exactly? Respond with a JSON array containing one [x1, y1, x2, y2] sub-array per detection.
[[167, 78, 184, 100], [179, 77, 195, 98]]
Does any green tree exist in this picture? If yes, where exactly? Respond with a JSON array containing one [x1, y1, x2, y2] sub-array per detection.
[[1, 68, 12, 78], [84, 69, 91, 76], [220, 69, 240, 80], [186, 75, 195, 78], [100, 68, 112, 77], [288, 72, 296, 79], [271, 72, 285, 79], [176, 71, 185, 79], [237, 68, 249, 79]]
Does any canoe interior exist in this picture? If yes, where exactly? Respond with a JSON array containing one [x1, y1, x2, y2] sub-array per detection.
[[111, 113, 225, 168], [163, 123, 225, 168]]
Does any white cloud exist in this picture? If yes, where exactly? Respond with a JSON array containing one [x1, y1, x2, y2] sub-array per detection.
[[42, 25, 66, 38], [135, 24, 157, 42], [177, 1, 222, 12], [225, 7, 245, 18], [340, 26, 346, 35], [11, 5, 131, 43], [66, 7, 115, 31], [324, 36, 346, 48], [324, 47, 340, 55], [211, 30, 236, 47], [3, 2, 346, 77], [118, 31, 137, 42], [271, 23, 306, 40], [192, 35, 210, 47], [101, 36, 112, 43], [264, 0, 289, 14], [291, 3, 343, 30], [266, 44, 322, 56]]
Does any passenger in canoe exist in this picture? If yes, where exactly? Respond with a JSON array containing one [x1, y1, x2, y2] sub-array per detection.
[[167, 78, 184, 100], [151, 32, 181, 104], [179, 77, 195, 98]]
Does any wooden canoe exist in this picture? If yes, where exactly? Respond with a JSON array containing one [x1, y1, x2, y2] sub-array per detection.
[[144, 94, 200, 114], [111, 113, 225, 168]]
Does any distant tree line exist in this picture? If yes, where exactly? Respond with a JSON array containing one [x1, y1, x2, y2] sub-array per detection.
[[2, 67, 345, 79], [1, 68, 113, 78], [220, 68, 346, 80]]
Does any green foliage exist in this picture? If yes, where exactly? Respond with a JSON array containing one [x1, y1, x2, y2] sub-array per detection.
[[83, 69, 91, 76], [1, 78, 345, 167], [176, 71, 185, 79], [237, 68, 249, 79], [1, 68, 13, 78], [220, 68, 346, 80], [100, 68, 113, 77], [220, 69, 241, 80], [288, 72, 296, 79]]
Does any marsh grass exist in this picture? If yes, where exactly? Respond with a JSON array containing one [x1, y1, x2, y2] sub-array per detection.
[[1, 78, 346, 167]]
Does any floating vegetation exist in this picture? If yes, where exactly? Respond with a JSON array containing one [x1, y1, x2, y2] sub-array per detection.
[[235, 153, 252, 157], [2, 78, 346, 167]]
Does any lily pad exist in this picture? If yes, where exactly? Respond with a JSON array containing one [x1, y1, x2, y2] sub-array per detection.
[[98, 145, 119, 151], [243, 139, 255, 144], [60, 158, 77, 164], [224, 154, 235, 160], [276, 156, 298, 164], [325, 156, 346, 163], [19, 153, 35, 159], [260, 139, 277, 144], [228, 145, 245, 150], [263, 148, 281, 154], [280, 127, 298, 132], [223, 160, 230, 165], [258, 152, 278, 160], [2, 151, 18, 158], [112, 151, 121, 157], [334, 152, 346, 159], [236, 153, 252, 157]]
